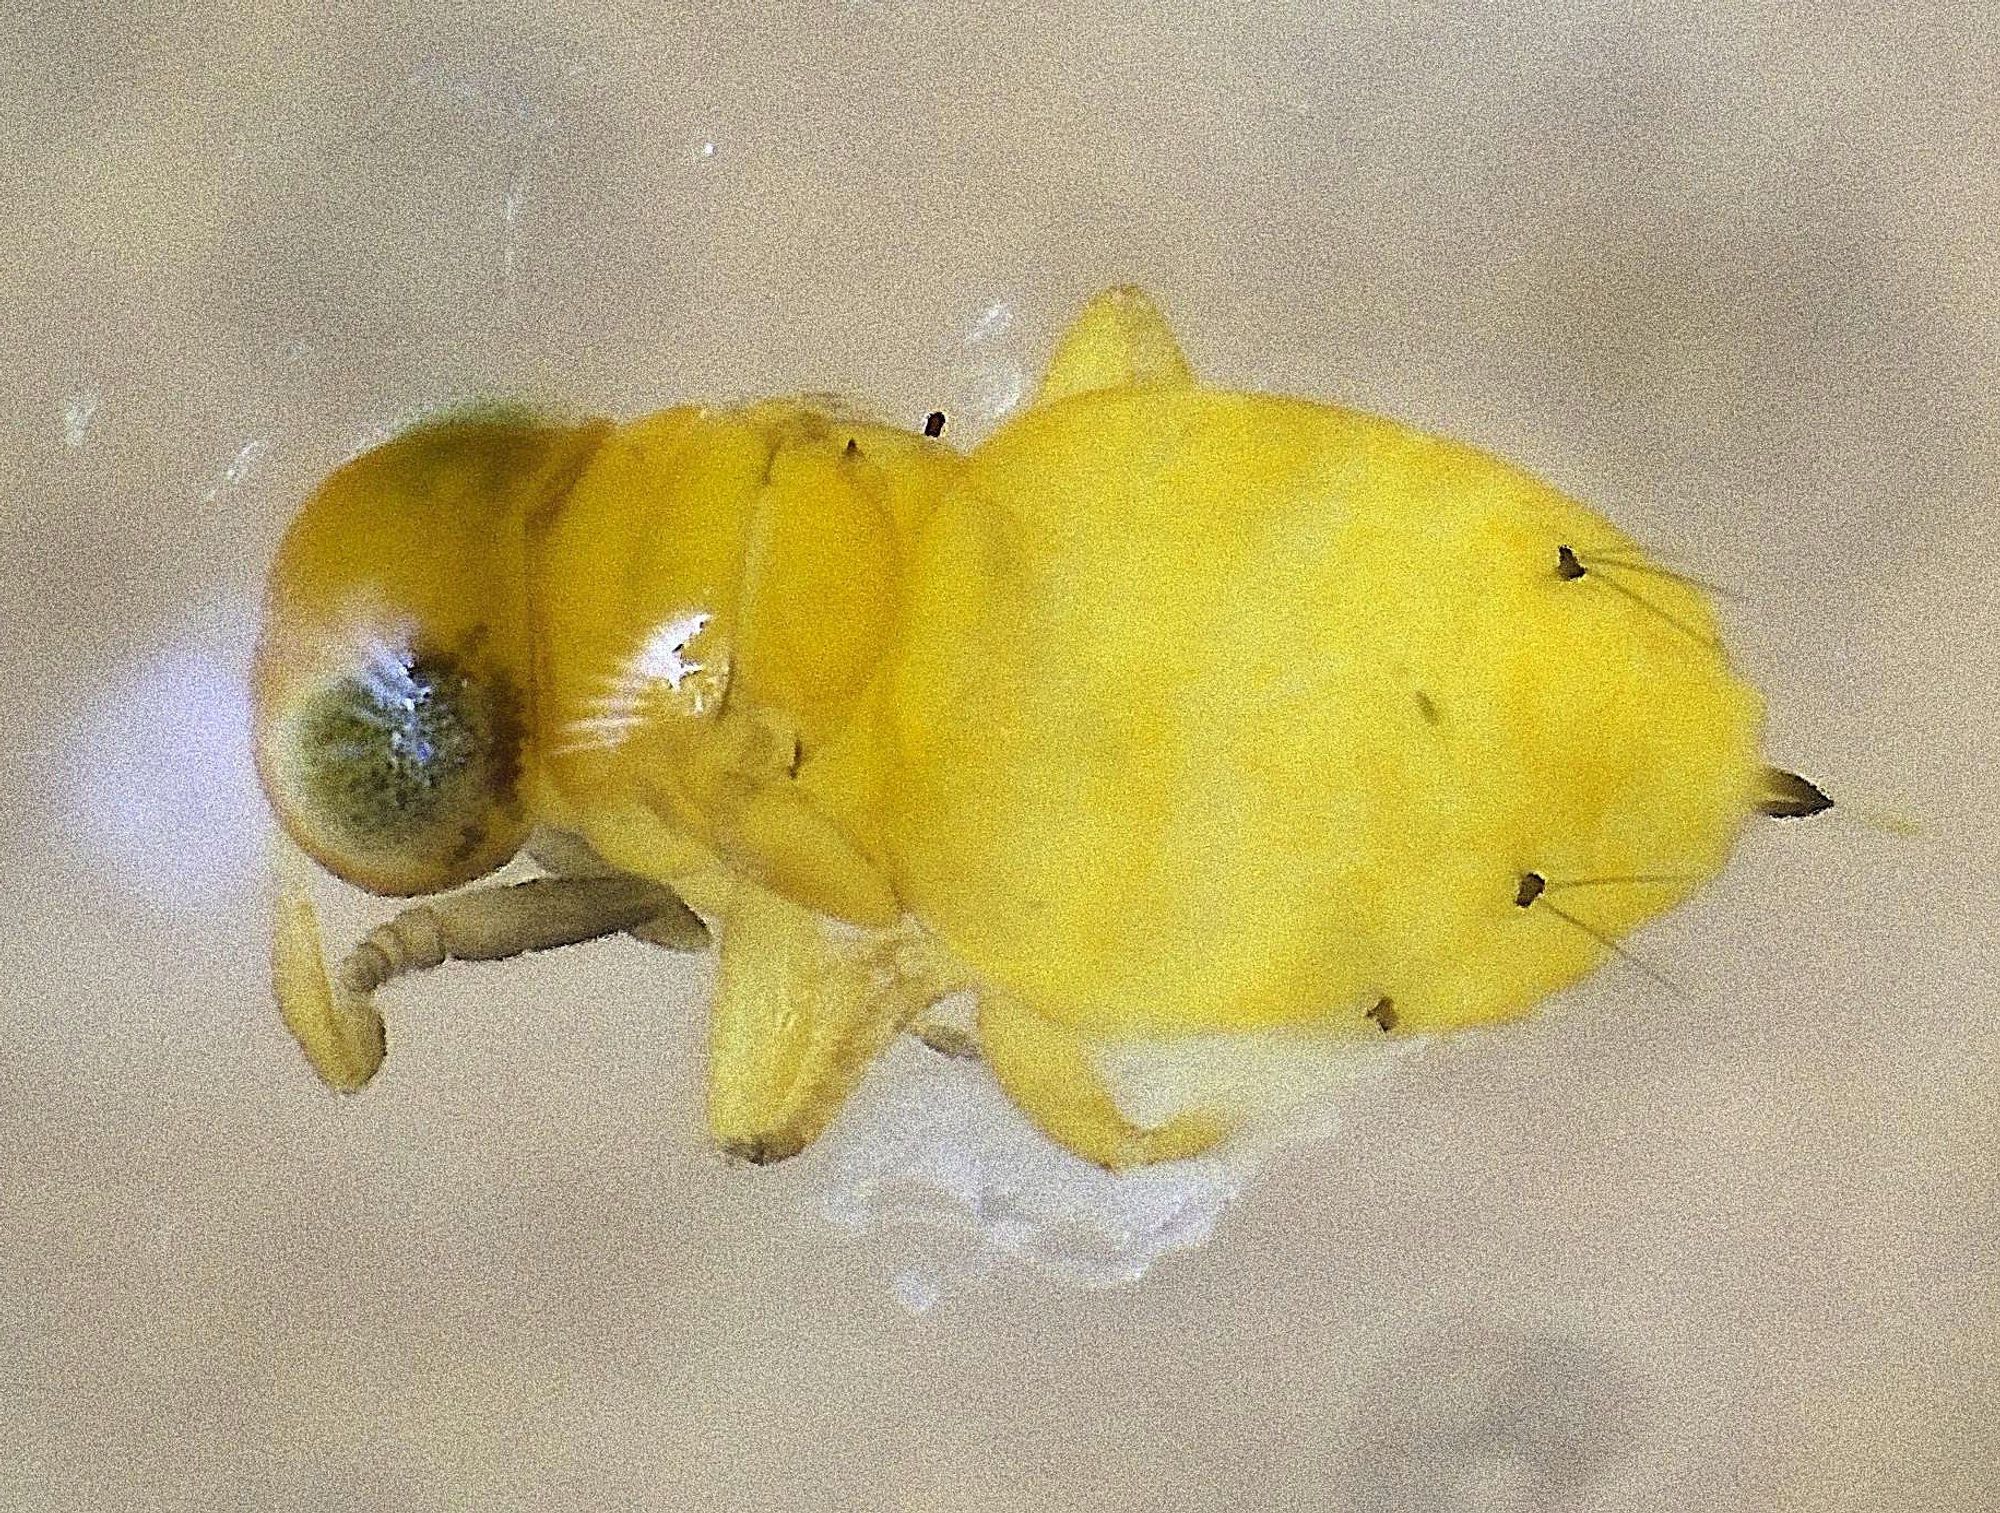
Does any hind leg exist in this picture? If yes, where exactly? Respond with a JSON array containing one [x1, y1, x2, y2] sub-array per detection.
[[975, 991, 1230, 1170]]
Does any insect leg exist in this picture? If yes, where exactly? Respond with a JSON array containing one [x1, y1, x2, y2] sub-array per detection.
[[526, 828, 711, 949], [273, 889, 384, 1092], [707, 886, 957, 1163], [974, 992, 1230, 1170]]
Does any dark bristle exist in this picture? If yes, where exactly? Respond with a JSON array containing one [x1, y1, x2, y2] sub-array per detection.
[[922, 410, 946, 438], [1555, 545, 1586, 580], [1588, 569, 1719, 649], [1579, 550, 1742, 601], [1515, 872, 1547, 908], [1757, 767, 1834, 819], [1539, 899, 1692, 1002]]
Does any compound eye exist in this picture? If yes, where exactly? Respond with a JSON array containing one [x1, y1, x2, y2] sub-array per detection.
[[264, 642, 526, 895]]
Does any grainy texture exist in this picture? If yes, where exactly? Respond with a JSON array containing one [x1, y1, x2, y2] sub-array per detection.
[[2, 3, 1995, 1510]]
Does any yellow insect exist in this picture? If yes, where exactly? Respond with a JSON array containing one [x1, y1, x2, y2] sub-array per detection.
[[254, 286, 1829, 1169]]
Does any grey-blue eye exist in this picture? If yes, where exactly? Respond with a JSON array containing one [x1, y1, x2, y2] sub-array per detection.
[[283, 646, 524, 890]]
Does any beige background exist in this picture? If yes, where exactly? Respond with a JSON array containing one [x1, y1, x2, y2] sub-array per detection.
[[3, 2, 1997, 1509]]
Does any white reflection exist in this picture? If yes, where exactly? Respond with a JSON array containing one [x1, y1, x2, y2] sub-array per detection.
[[202, 437, 271, 507], [817, 1040, 1239, 1307], [818, 1028, 1428, 1308], [950, 364, 1026, 429], [63, 388, 99, 449], [64, 603, 268, 912], [554, 609, 718, 756], [962, 299, 1017, 347], [632, 610, 712, 691], [947, 297, 1030, 435]]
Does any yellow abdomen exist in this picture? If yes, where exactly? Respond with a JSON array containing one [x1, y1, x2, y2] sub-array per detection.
[[883, 387, 1763, 1035]]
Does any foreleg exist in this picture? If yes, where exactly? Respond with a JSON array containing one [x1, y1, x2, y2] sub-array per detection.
[[707, 885, 967, 1162]]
